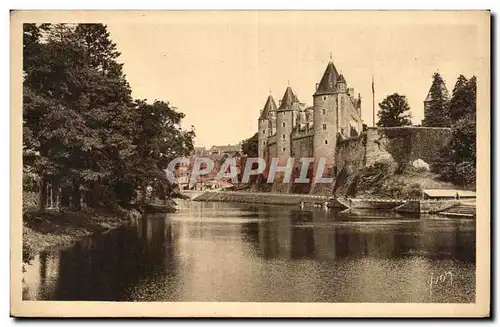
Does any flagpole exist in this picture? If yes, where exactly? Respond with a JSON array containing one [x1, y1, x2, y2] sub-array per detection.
[[372, 75, 375, 127]]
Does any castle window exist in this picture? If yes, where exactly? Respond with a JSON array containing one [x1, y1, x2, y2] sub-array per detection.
[[282, 147, 286, 152], [323, 124, 327, 130], [263, 129, 266, 135], [322, 109, 326, 115], [282, 122, 286, 127], [282, 134, 286, 139], [263, 141, 265, 146], [323, 96, 326, 100], [325, 140, 328, 145]]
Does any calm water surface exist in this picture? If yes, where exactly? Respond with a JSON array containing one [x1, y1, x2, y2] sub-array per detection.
[[23, 200, 476, 302]]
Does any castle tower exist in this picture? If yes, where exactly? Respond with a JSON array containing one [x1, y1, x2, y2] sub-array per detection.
[[258, 95, 277, 158], [336, 74, 349, 137], [276, 86, 299, 163], [313, 60, 340, 176]]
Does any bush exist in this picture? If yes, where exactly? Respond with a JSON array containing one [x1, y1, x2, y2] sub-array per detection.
[[356, 160, 396, 191], [351, 160, 423, 199], [455, 161, 476, 188]]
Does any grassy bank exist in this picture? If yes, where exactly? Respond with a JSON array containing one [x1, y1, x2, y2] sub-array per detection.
[[340, 160, 473, 199], [194, 191, 327, 205], [22, 206, 143, 265]]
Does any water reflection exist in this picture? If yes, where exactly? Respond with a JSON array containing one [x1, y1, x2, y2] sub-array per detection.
[[23, 200, 475, 302]]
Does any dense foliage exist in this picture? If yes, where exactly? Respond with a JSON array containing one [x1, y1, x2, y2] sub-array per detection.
[[433, 75, 476, 187], [346, 160, 423, 199], [376, 93, 412, 127], [23, 23, 194, 212], [241, 132, 258, 157]]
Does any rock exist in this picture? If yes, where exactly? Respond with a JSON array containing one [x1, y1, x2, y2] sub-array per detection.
[[412, 158, 430, 170]]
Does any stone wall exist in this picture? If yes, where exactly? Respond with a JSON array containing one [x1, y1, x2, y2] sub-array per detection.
[[365, 127, 452, 167], [365, 128, 393, 166], [339, 93, 363, 137], [291, 133, 314, 158], [335, 135, 366, 175]]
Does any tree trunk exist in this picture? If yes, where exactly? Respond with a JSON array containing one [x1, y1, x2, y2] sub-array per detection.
[[56, 187, 61, 211], [38, 178, 46, 212], [71, 182, 81, 211], [49, 183, 54, 208]]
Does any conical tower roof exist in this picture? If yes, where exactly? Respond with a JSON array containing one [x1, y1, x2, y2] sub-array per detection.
[[259, 95, 277, 119], [337, 74, 346, 84], [314, 61, 340, 95], [278, 86, 299, 111]]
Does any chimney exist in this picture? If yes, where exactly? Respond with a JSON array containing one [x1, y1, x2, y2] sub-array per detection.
[[315, 83, 319, 90]]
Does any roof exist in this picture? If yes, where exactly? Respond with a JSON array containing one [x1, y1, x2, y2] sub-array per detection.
[[423, 189, 476, 198], [210, 144, 241, 153], [259, 95, 277, 120], [278, 86, 299, 111], [424, 79, 450, 102], [337, 74, 346, 84], [314, 61, 340, 95]]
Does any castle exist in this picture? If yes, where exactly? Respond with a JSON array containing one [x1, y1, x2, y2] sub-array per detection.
[[257, 59, 363, 182]]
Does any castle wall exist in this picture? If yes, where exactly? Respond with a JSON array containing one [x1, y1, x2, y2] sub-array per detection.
[[266, 134, 277, 165], [339, 95, 363, 136], [335, 135, 366, 175], [365, 128, 393, 165], [365, 127, 452, 167], [291, 133, 314, 159]]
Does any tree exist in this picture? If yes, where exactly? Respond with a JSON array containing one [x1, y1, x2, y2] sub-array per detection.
[[130, 100, 195, 204], [241, 133, 259, 157], [22, 23, 195, 211], [422, 72, 450, 127], [449, 75, 469, 122], [433, 75, 476, 187], [376, 93, 412, 127]]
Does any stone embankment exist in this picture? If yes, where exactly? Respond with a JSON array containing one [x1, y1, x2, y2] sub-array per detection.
[[193, 191, 476, 217], [193, 191, 329, 206]]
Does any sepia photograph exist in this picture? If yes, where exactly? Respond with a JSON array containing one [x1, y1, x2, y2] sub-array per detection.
[[10, 10, 490, 317]]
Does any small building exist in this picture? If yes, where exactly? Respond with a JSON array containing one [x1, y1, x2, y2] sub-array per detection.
[[422, 189, 476, 200]]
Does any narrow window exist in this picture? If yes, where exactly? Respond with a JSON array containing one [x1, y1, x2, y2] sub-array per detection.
[[263, 141, 265, 146], [263, 129, 266, 135], [282, 134, 286, 139], [322, 109, 326, 115], [323, 96, 326, 100], [325, 140, 328, 145], [323, 124, 327, 130], [282, 147, 286, 152], [282, 122, 286, 127]]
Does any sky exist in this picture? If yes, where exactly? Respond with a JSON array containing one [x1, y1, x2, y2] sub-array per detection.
[[105, 12, 481, 148]]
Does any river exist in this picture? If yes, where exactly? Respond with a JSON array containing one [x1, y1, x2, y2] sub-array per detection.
[[22, 200, 476, 302]]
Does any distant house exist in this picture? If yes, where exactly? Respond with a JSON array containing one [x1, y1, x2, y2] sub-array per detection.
[[209, 144, 242, 156], [422, 189, 476, 200]]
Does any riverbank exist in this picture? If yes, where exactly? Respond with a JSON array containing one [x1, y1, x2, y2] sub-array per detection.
[[193, 191, 476, 217], [193, 190, 328, 205], [22, 206, 143, 264]]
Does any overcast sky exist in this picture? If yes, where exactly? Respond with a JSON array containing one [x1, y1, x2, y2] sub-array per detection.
[[106, 12, 481, 148]]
